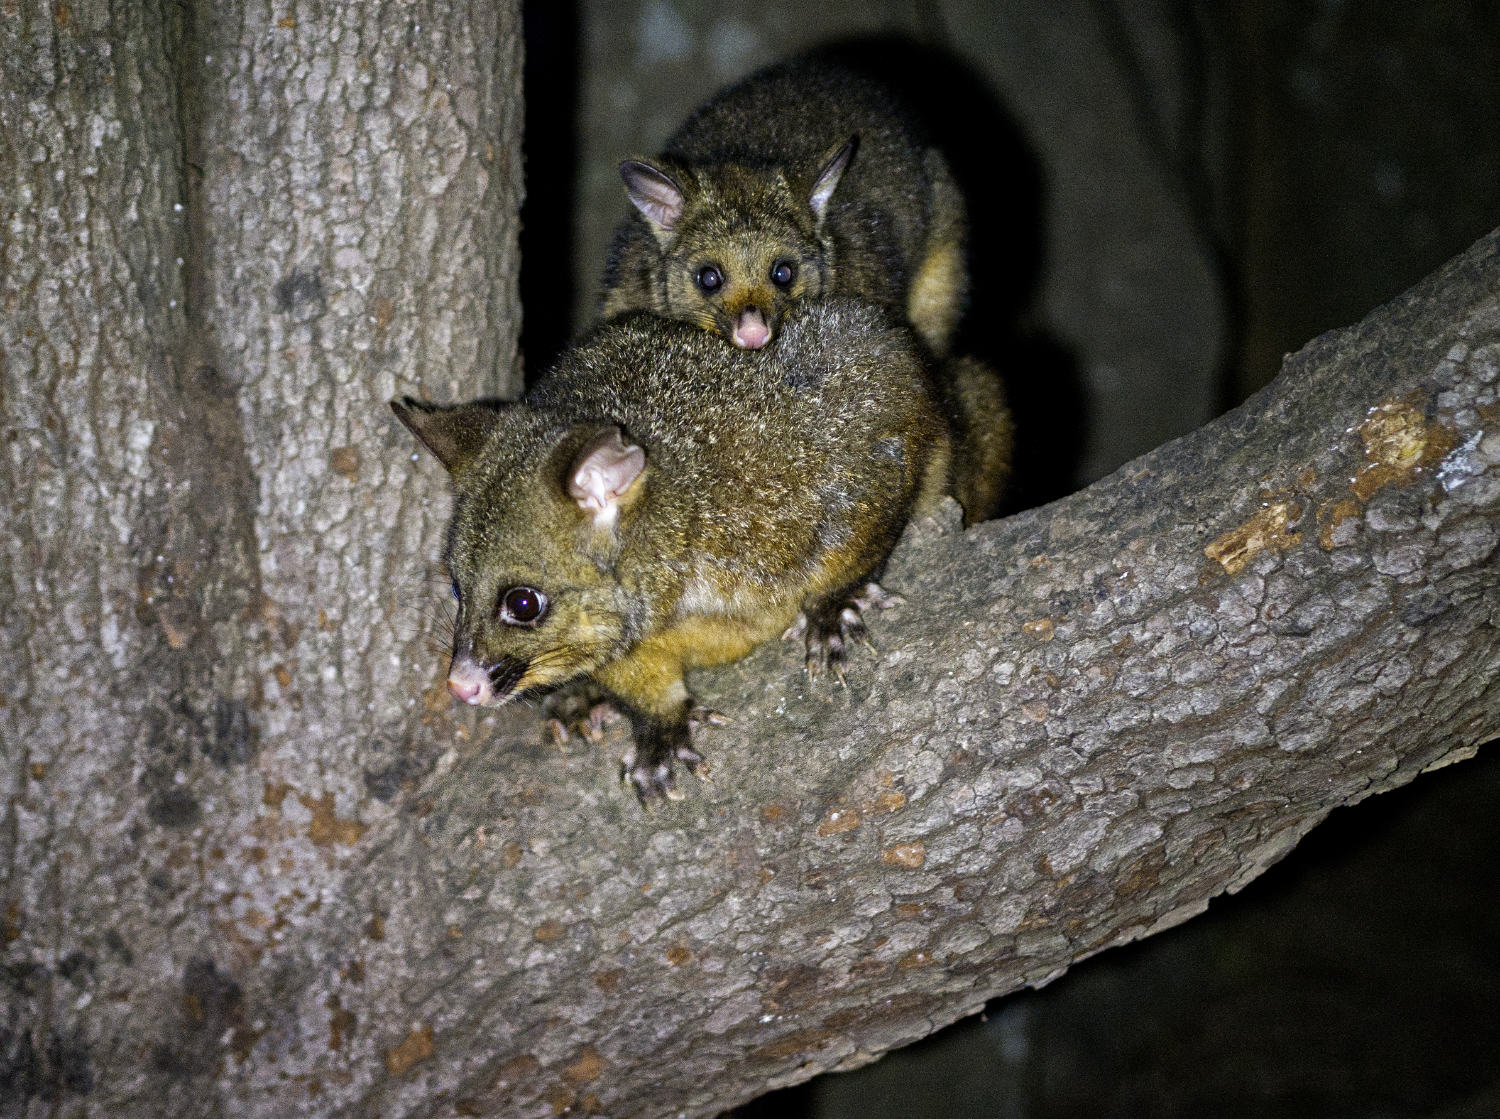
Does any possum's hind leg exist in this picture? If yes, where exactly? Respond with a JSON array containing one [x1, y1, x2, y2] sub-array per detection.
[[793, 581, 905, 686]]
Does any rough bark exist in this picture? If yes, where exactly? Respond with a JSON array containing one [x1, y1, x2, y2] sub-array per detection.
[[2, 0, 520, 1114], [2, 4, 1498, 1119], [337, 231, 1498, 1119]]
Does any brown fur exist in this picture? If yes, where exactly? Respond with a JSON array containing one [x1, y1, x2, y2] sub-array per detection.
[[393, 300, 953, 803], [936, 354, 1015, 525], [601, 55, 968, 356]]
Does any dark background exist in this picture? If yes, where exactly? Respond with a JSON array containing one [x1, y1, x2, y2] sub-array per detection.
[[518, 2, 1500, 1114]]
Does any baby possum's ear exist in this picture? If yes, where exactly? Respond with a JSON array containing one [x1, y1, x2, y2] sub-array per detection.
[[567, 426, 646, 526], [808, 135, 857, 223], [390, 397, 503, 477], [619, 160, 687, 238]]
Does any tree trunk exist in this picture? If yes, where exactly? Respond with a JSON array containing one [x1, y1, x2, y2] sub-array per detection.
[[3, 4, 1498, 1118], [2, 0, 520, 1114]]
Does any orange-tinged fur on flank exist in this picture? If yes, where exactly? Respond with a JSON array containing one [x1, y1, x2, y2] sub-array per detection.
[[594, 613, 783, 718], [908, 240, 967, 362], [937, 354, 1013, 525]]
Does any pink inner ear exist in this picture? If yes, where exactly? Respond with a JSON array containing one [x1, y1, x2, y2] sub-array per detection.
[[809, 138, 855, 221], [620, 161, 684, 232], [568, 427, 646, 515]]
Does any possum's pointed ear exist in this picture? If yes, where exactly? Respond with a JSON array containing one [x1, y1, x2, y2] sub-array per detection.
[[619, 160, 685, 236], [809, 135, 857, 223], [567, 426, 646, 525], [390, 397, 502, 476]]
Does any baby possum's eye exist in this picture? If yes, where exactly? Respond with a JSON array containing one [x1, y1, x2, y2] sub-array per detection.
[[695, 265, 724, 293], [450, 580, 461, 601], [770, 260, 796, 287], [498, 586, 548, 627]]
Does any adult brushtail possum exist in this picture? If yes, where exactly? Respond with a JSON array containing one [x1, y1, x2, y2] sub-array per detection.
[[392, 300, 1009, 805], [601, 54, 968, 356]]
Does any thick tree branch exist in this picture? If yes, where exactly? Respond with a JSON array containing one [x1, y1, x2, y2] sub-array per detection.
[[283, 229, 1498, 1118]]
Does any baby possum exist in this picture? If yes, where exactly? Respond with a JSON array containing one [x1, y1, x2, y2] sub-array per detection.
[[601, 54, 969, 355]]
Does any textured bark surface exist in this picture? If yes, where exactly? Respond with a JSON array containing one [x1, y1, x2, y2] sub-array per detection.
[[3, 4, 1498, 1119], [2, 1, 521, 1114], [349, 232, 1497, 1119]]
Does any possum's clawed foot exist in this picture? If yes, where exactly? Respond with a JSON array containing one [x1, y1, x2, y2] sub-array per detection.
[[850, 582, 904, 614], [687, 705, 730, 733], [620, 741, 683, 806], [620, 710, 718, 806], [543, 685, 622, 744], [802, 581, 902, 684], [581, 701, 621, 740]]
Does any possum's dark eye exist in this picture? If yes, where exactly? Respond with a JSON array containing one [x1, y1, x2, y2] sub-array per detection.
[[695, 265, 723, 293], [770, 260, 796, 287], [499, 586, 548, 627], [450, 580, 461, 601]]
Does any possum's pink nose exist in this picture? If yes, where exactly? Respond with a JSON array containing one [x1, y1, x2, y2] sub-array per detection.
[[447, 676, 482, 703], [732, 307, 770, 350], [446, 656, 493, 705], [447, 657, 495, 705]]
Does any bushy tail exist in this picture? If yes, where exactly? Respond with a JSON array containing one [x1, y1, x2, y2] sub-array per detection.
[[938, 354, 1014, 525], [905, 151, 970, 359]]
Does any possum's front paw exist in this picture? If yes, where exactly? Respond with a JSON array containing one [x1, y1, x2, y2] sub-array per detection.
[[543, 684, 622, 745], [796, 582, 904, 686], [619, 714, 716, 806]]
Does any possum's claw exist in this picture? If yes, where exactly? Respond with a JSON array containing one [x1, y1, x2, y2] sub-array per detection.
[[542, 685, 622, 743], [620, 705, 721, 805], [687, 705, 730, 732], [851, 583, 904, 613], [582, 701, 621, 741], [803, 581, 902, 684], [619, 741, 677, 804], [675, 742, 711, 781]]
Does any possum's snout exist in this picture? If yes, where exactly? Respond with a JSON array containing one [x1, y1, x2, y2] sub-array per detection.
[[446, 654, 525, 707], [732, 306, 770, 349]]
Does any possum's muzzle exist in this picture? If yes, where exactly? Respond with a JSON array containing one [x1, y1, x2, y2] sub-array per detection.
[[447, 653, 527, 706], [731, 306, 771, 349], [487, 657, 527, 701]]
